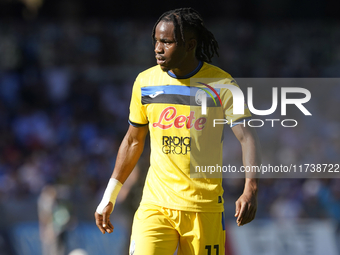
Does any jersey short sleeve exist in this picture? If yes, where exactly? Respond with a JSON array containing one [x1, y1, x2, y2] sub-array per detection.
[[129, 75, 148, 126]]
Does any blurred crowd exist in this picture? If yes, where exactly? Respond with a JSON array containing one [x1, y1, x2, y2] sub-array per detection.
[[0, 19, 340, 229]]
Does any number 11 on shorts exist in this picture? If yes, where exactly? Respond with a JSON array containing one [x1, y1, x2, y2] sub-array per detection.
[[205, 245, 219, 255]]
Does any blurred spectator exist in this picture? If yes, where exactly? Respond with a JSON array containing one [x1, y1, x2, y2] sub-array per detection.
[[38, 185, 72, 255]]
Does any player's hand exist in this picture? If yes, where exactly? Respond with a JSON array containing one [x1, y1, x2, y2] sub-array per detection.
[[94, 202, 114, 234], [234, 191, 257, 226]]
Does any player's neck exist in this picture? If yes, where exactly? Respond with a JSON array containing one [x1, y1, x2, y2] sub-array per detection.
[[169, 59, 200, 78]]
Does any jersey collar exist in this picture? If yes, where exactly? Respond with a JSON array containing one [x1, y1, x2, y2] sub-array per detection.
[[167, 61, 203, 79]]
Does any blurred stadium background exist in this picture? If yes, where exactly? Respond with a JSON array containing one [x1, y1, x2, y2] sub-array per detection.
[[0, 0, 340, 254]]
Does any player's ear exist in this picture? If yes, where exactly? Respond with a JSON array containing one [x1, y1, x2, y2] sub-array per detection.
[[186, 38, 197, 52]]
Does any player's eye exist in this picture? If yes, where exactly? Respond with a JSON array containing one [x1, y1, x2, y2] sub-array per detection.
[[164, 40, 173, 45]]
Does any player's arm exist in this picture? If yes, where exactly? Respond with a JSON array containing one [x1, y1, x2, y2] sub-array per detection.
[[94, 124, 149, 234], [232, 123, 261, 226]]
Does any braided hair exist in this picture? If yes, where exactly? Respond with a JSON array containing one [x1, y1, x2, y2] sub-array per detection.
[[152, 8, 219, 63]]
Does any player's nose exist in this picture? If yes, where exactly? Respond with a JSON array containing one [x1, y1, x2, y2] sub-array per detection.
[[154, 41, 164, 54]]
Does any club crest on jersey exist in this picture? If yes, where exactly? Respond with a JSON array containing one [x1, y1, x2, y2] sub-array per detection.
[[153, 106, 206, 130]]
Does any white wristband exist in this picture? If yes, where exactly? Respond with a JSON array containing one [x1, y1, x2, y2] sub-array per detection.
[[96, 178, 123, 215]]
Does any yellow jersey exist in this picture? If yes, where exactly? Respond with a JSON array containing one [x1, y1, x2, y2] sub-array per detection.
[[129, 61, 251, 212]]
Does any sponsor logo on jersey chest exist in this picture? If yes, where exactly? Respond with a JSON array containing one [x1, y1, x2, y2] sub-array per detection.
[[153, 106, 206, 130]]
